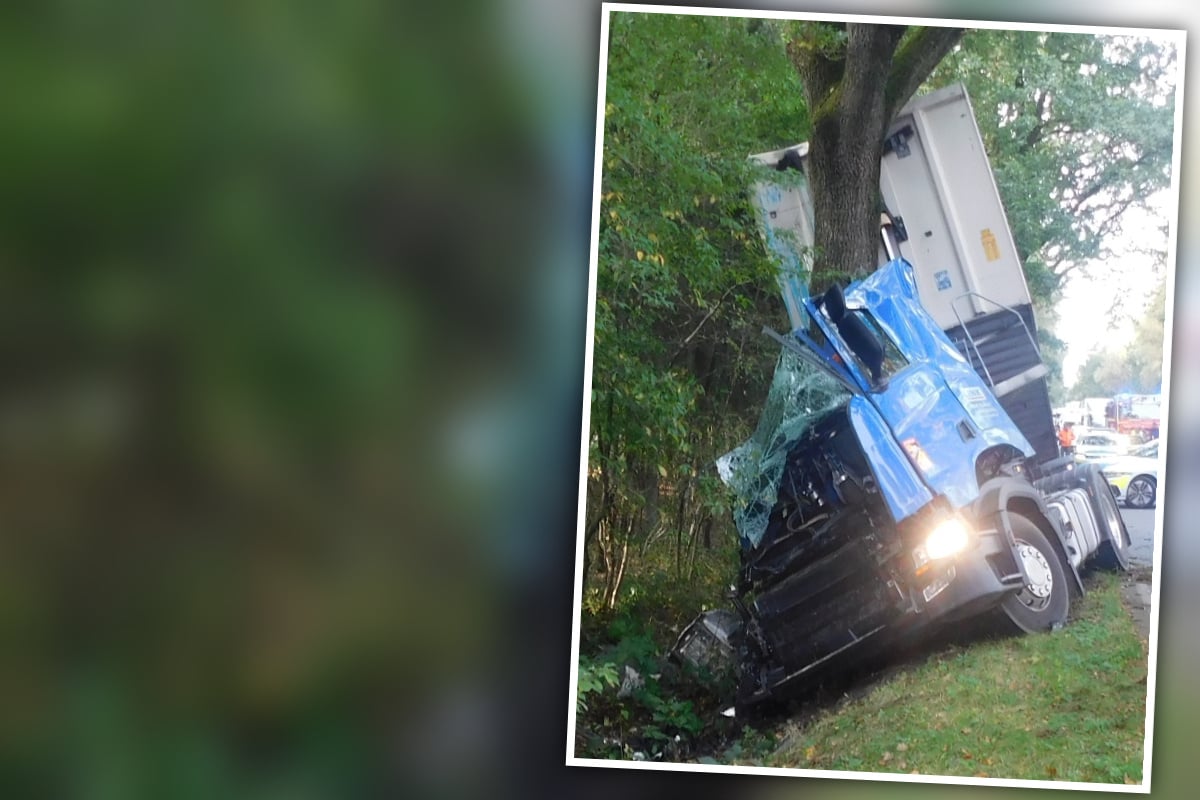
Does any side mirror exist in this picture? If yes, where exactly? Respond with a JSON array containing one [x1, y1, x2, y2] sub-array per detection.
[[822, 283, 847, 323], [823, 285, 884, 384]]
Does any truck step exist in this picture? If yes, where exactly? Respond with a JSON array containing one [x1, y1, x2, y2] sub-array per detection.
[[990, 363, 1049, 398]]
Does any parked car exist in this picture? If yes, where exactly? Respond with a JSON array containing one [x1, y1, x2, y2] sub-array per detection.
[[1097, 439, 1160, 508], [1074, 429, 1130, 462]]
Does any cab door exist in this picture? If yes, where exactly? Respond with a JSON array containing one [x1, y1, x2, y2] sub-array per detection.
[[798, 285, 893, 394]]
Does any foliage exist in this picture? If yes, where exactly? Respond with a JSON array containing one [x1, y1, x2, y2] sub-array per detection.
[[600, 616, 662, 673], [1128, 278, 1169, 391], [587, 12, 808, 608], [576, 660, 620, 714], [574, 607, 731, 761]]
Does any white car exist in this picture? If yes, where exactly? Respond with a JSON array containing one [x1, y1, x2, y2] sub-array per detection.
[[1074, 429, 1130, 462], [1097, 439, 1160, 508]]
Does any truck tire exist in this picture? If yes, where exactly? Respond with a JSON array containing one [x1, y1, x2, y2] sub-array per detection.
[[997, 512, 1069, 634], [1089, 467, 1132, 571]]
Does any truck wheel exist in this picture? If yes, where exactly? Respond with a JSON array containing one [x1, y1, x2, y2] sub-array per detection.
[[1125, 476, 1156, 509], [997, 513, 1069, 634], [1090, 467, 1131, 571]]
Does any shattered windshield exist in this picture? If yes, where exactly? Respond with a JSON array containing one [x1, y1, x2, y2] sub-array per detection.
[[716, 347, 850, 548]]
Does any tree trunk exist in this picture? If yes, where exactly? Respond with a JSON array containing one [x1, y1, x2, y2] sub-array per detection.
[[787, 23, 964, 294], [605, 527, 631, 609], [582, 490, 608, 588]]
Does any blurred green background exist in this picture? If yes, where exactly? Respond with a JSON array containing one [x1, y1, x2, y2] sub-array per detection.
[[0, 1, 564, 796], [0, 1, 1195, 799]]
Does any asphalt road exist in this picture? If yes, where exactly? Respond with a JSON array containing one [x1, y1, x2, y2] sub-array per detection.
[[1118, 506, 1157, 569]]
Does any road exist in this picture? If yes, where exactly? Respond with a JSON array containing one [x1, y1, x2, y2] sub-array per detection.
[[1118, 506, 1157, 569]]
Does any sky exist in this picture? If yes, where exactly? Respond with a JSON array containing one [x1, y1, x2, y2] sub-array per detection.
[[1055, 194, 1172, 390]]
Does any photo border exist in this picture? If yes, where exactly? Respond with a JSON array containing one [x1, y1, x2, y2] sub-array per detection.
[[568, 5, 1185, 792]]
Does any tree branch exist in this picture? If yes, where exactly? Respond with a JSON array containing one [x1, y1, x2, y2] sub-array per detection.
[[785, 21, 847, 114], [1020, 90, 1051, 153], [1067, 146, 1169, 214], [668, 283, 741, 364], [883, 25, 965, 121]]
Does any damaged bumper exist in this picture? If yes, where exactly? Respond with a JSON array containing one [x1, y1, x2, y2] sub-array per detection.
[[718, 512, 1027, 710], [669, 609, 740, 677]]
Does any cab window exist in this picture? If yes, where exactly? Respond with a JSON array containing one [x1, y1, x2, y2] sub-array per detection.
[[850, 309, 907, 380]]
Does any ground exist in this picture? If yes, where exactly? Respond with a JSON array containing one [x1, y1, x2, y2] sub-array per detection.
[[1120, 506, 1156, 570], [1117, 504, 1155, 641]]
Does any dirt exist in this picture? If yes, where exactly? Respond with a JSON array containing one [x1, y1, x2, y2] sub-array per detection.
[[1119, 571, 1153, 642]]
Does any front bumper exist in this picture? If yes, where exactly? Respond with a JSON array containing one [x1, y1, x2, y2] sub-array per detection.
[[741, 523, 1023, 704], [919, 523, 1024, 625]]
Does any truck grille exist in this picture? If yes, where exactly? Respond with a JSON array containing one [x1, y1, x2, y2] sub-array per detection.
[[752, 540, 899, 673]]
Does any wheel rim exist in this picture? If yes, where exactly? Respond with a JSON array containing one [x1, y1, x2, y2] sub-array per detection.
[[1127, 478, 1154, 507], [1015, 539, 1053, 610]]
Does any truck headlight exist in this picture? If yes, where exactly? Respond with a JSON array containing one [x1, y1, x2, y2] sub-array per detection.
[[925, 517, 969, 559], [912, 517, 970, 572]]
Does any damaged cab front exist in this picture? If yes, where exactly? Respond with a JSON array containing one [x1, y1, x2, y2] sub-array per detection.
[[676, 258, 1041, 711]]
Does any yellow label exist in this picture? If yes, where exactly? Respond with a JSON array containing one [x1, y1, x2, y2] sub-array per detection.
[[981, 228, 1000, 261]]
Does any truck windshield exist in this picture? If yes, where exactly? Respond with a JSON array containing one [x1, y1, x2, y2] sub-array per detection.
[[716, 347, 850, 548]]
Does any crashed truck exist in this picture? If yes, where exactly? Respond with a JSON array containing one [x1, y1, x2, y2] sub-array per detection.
[[672, 84, 1132, 714]]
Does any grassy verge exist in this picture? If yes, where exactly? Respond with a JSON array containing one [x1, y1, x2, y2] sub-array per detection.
[[765, 572, 1148, 784]]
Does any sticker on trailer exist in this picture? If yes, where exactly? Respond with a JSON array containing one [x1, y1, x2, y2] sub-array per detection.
[[934, 270, 952, 291], [980, 228, 1000, 261]]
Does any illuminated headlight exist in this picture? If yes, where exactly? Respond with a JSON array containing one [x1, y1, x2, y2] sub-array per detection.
[[913, 517, 971, 571], [925, 517, 970, 559]]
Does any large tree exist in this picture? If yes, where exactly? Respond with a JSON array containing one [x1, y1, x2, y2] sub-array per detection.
[[587, 18, 969, 607], [784, 22, 964, 290]]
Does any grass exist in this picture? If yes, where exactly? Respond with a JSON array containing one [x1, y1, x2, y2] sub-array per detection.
[[763, 572, 1148, 784]]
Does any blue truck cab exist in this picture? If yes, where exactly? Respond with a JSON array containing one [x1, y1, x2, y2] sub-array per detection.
[[697, 258, 1130, 712]]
